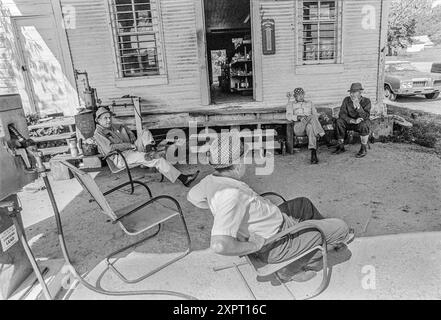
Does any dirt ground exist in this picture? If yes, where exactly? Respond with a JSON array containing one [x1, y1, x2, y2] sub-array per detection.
[[19, 142, 441, 275]]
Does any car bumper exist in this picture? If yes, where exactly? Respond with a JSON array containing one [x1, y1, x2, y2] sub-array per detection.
[[397, 88, 440, 95]]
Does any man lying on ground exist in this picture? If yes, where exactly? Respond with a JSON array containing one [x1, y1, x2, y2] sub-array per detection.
[[94, 107, 199, 187], [187, 133, 354, 282]]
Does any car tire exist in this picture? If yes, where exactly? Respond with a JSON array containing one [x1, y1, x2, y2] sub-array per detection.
[[425, 92, 440, 100], [384, 85, 397, 101]]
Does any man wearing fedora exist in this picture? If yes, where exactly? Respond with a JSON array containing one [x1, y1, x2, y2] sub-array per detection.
[[187, 133, 354, 282], [93, 106, 199, 187], [333, 83, 371, 158]]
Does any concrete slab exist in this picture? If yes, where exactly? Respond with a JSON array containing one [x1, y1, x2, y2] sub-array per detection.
[[65, 231, 441, 300]]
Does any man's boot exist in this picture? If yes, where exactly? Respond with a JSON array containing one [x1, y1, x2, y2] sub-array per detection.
[[179, 170, 200, 187], [356, 144, 367, 158], [323, 131, 336, 148], [332, 142, 346, 154], [311, 149, 319, 164]]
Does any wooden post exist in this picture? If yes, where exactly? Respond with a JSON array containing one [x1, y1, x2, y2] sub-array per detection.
[[286, 123, 294, 154], [251, 0, 263, 101], [377, 0, 391, 115], [195, 0, 210, 105], [133, 97, 143, 137]]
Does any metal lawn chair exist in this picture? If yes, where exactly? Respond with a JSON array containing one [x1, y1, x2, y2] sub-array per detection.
[[60, 160, 191, 284], [103, 150, 164, 195], [214, 192, 329, 300]]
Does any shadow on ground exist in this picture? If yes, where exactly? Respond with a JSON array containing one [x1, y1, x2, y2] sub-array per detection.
[[20, 143, 441, 277]]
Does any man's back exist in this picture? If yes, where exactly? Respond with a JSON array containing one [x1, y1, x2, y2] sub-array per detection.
[[187, 174, 283, 240]]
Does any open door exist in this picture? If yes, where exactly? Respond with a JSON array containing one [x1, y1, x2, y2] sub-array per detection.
[[204, 0, 254, 105], [12, 15, 78, 116]]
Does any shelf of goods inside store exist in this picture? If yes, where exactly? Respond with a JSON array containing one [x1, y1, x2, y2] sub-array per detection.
[[230, 38, 253, 93]]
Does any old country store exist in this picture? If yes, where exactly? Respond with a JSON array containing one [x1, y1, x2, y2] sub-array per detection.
[[1, 0, 389, 140]]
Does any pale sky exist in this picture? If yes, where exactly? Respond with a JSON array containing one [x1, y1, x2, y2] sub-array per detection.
[[433, 0, 441, 8]]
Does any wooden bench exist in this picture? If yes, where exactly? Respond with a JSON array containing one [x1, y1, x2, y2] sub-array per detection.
[[28, 117, 75, 131], [28, 117, 76, 156], [105, 97, 345, 154]]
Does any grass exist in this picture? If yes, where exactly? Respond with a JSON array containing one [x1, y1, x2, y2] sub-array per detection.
[[387, 104, 441, 152]]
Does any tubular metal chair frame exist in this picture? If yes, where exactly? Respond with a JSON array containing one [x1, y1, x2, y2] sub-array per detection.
[[214, 192, 329, 300], [103, 150, 164, 195], [60, 160, 191, 285]]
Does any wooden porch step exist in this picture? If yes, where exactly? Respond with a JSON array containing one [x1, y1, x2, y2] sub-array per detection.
[[135, 118, 290, 130]]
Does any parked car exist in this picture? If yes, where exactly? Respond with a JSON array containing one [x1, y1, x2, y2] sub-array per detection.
[[431, 62, 441, 74], [384, 61, 441, 101]]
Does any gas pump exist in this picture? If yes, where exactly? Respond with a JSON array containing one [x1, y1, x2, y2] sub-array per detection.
[[0, 94, 52, 300]]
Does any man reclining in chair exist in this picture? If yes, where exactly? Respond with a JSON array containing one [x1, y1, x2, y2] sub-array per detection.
[[187, 133, 354, 282], [94, 107, 199, 187]]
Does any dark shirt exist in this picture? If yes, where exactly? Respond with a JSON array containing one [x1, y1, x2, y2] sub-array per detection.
[[338, 96, 371, 123]]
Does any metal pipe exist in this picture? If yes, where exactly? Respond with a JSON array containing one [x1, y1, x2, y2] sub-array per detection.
[[9, 210, 52, 300]]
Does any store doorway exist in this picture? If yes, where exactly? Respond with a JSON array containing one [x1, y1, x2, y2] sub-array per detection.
[[204, 0, 253, 104]]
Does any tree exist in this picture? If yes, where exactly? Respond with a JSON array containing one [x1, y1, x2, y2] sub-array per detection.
[[416, 5, 441, 44], [387, 0, 433, 55]]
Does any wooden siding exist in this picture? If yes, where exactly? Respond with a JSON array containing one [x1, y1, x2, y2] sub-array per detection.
[[60, 0, 202, 112], [0, 0, 388, 119], [259, 0, 385, 113], [0, 5, 17, 96], [0, 0, 54, 113], [0, 0, 78, 115]]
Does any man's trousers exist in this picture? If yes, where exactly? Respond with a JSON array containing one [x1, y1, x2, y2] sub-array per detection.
[[253, 197, 349, 268], [335, 118, 370, 141], [293, 115, 325, 150], [114, 129, 182, 183]]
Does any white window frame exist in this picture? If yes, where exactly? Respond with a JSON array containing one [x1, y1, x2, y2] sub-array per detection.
[[108, 0, 167, 83], [296, 0, 343, 66]]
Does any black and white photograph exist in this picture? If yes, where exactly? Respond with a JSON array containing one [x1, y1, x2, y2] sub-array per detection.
[[1, 0, 441, 305]]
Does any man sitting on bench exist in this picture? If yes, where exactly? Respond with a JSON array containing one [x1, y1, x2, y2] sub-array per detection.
[[187, 133, 354, 282], [286, 87, 325, 164], [333, 83, 371, 158], [94, 107, 199, 187]]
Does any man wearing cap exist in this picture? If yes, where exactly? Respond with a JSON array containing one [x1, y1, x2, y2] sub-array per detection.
[[333, 83, 371, 158], [187, 133, 354, 282], [93, 107, 199, 187], [286, 87, 325, 164]]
